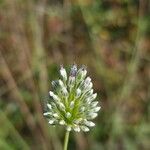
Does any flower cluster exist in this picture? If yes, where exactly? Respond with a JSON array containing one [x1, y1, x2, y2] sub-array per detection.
[[44, 64, 101, 132]]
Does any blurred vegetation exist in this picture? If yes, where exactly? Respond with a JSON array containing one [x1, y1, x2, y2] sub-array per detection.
[[0, 0, 150, 150]]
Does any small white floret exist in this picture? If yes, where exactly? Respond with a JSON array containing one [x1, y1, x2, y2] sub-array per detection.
[[68, 76, 75, 87], [91, 101, 99, 107], [47, 104, 52, 109], [74, 118, 83, 124], [79, 106, 85, 112], [66, 126, 72, 131], [66, 112, 71, 118], [93, 106, 101, 112], [43, 112, 51, 116], [92, 93, 97, 99], [76, 88, 81, 97], [49, 91, 60, 101], [85, 77, 91, 84], [60, 67, 67, 81], [53, 113, 59, 118], [88, 113, 98, 119], [81, 126, 89, 132], [84, 121, 95, 127], [70, 101, 75, 109], [86, 98, 91, 104], [49, 120, 54, 124], [59, 102, 65, 111], [85, 82, 93, 91], [82, 69, 87, 78], [49, 91, 54, 97], [59, 79, 64, 87], [73, 126, 80, 132], [59, 120, 65, 125], [85, 89, 93, 97]]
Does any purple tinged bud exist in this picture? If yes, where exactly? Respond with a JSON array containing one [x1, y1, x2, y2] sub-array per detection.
[[70, 64, 77, 76]]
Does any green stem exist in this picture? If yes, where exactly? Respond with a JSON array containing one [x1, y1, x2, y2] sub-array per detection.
[[63, 131, 70, 150]]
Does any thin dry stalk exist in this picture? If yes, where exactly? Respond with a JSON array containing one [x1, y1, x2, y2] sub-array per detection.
[[0, 51, 35, 131]]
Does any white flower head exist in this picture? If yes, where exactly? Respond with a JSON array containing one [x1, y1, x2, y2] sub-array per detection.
[[44, 64, 101, 132]]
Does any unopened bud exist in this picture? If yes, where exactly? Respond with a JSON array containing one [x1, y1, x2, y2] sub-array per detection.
[[49, 120, 54, 124], [59, 120, 65, 125], [73, 125, 80, 132], [60, 66, 67, 81], [68, 76, 75, 88], [87, 113, 98, 119], [81, 126, 89, 132], [66, 126, 72, 131], [84, 120, 95, 127], [66, 112, 71, 118], [76, 66, 87, 82], [76, 88, 81, 98]]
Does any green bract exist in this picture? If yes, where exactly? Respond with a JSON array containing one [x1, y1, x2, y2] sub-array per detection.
[[44, 64, 101, 132]]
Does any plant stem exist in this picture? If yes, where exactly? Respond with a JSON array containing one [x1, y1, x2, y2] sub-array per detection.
[[63, 131, 70, 150]]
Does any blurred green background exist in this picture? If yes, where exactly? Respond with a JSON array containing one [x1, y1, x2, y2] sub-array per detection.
[[0, 0, 150, 150]]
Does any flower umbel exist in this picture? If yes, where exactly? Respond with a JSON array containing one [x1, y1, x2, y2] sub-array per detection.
[[44, 64, 101, 132]]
